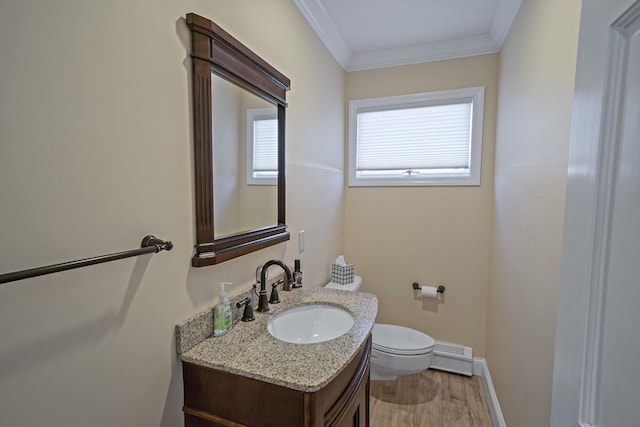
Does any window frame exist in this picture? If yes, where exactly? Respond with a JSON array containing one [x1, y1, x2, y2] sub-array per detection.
[[246, 107, 278, 186], [348, 86, 485, 187]]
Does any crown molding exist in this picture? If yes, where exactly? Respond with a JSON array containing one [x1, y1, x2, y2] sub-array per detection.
[[347, 34, 499, 71], [489, 0, 523, 49], [292, 0, 352, 68], [293, 0, 522, 71]]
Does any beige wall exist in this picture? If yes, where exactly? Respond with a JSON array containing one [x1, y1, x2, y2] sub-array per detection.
[[344, 54, 499, 356], [0, 1, 345, 426], [485, 0, 581, 425]]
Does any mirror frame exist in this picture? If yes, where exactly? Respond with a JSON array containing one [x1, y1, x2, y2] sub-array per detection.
[[187, 13, 290, 266]]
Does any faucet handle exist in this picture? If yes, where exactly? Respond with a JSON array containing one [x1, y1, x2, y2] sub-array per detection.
[[236, 297, 255, 322], [269, 280, 282, 304]]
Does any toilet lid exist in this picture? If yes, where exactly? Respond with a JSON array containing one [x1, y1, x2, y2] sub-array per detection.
[[372, 324, 435, 355], [325, 276, 363, 292]]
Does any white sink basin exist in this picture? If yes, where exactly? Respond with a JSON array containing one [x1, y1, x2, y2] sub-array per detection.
[[267, 304, 355, 344]]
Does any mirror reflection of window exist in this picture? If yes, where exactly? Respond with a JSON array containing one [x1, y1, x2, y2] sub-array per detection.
[[210, 73, 278, 237], [246, 107, 278, 185]]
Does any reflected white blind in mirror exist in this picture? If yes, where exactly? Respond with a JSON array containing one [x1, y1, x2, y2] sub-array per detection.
[[253, 117, 277, 174]]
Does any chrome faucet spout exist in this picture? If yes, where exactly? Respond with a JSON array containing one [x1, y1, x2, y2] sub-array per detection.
[[257, 260, 293, 312]]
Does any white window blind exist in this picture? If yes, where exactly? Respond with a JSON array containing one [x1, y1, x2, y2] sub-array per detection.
[[357, 102, 471, 172], [246, 107, 277, 185], [252, 117, 277, 174], [348, 86, 485, 186]]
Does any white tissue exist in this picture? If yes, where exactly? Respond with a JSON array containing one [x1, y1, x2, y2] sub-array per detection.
[[335, 255, 347, 266]]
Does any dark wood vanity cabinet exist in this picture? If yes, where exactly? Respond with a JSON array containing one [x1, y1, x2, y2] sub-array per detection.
[[182, 335, 371, 427]]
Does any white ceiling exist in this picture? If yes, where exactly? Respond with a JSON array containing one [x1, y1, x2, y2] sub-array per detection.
[[293, 0, 522, 71]]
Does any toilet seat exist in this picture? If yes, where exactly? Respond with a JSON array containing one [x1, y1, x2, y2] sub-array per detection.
[[372, 324, 435, 356]]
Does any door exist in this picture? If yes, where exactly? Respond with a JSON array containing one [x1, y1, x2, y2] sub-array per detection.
[[551, 0, 640, 426]]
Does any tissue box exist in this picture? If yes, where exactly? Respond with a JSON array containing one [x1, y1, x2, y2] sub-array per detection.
[[331, 263, 354, 284]]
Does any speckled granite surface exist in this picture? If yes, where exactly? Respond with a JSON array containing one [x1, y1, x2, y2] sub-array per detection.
[[175, 288, 254, 355], [177, 287, 377, 393], [175, 308, 213, 356]]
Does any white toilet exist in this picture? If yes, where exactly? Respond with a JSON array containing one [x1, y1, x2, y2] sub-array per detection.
[[325, 276, 435, 381]]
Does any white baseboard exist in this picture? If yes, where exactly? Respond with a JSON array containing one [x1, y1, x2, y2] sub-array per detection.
[[473, 357, 506, 427]]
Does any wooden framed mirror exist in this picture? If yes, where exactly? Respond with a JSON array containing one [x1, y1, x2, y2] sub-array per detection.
[[187, 13, 290, 266]]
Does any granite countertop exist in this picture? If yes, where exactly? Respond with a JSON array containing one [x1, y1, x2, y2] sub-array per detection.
[[178, 287, 378, 393]]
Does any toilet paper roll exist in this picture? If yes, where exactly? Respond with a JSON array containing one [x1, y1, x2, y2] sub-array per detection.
[[421, 286, 439, 299]]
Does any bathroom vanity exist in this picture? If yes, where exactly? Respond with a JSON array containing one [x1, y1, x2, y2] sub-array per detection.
[[177, 288, 378, 427], [182, 336, 371, 427]]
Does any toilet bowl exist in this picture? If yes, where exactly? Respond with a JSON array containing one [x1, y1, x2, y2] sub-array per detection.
[[325, 276, 434, 381]]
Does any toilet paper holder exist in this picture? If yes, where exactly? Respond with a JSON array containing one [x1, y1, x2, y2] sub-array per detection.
[[412, 282, 446, 293]]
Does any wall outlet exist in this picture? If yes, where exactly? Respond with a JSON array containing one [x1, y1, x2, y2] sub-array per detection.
[[298, 230, 305, 252]]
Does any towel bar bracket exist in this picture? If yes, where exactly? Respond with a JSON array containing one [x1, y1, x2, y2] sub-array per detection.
[[141, 235, 174, 252]]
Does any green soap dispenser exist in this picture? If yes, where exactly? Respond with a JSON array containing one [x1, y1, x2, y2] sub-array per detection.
[[213, 282, 233, 336]]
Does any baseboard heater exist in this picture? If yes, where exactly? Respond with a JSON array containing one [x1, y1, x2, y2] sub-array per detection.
[[431, 341, 473, 376]]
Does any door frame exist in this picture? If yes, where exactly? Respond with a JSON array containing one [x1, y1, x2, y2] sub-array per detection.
[[551, 1, 640, 425]]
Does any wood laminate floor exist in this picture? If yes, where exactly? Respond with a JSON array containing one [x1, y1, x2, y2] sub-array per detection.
[[370, 369, 492, 427]]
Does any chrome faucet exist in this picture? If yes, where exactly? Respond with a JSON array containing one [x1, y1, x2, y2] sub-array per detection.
[[257, 260, 293, 312]]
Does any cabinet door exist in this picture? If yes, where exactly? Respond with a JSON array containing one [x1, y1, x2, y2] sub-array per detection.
[[330, 371, 370, 427]]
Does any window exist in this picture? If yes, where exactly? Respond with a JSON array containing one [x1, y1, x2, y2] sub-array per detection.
[[348, 86, 485, 186], [246, 107, 278, 185]]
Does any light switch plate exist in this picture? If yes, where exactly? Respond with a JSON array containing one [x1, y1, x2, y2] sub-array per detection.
[[298, 230, 305, 252]]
